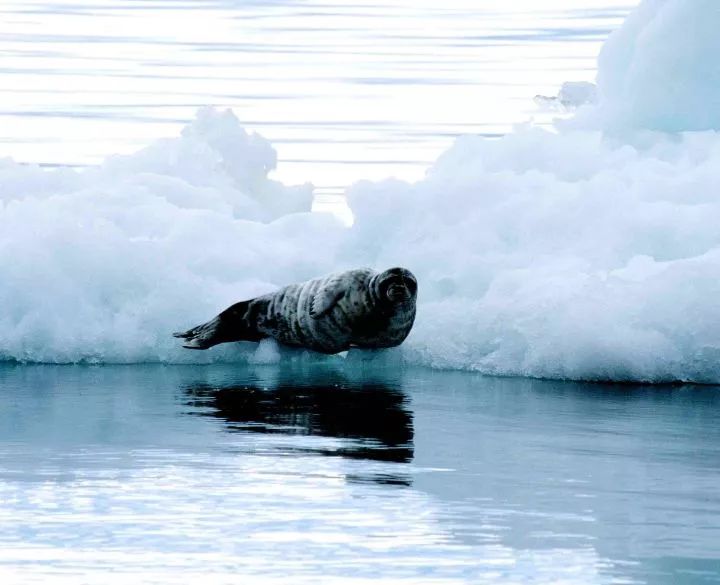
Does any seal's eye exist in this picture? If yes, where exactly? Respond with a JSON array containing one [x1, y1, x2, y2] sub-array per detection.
[[404, 277, 417, 295]]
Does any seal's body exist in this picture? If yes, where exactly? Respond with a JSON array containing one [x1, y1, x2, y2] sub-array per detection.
[[174, 267, 417, 354]]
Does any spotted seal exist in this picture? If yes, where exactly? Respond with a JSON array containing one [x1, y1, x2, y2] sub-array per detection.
[[173, 267, 417, 354]]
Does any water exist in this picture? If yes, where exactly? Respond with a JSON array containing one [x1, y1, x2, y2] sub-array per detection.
[[0, 0, 631, 202], [1, 364, 719, 584]]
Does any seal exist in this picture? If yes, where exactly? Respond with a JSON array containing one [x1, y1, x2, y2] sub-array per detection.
[[173, 267, 417, 354]]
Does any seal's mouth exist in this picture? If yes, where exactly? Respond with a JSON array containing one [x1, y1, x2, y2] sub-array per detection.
[[378, 268, 417, 304], [386, 283, 411, 303]]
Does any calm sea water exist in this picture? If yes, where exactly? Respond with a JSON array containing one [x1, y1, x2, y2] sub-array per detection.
[[0, 0, 630, 200], [1, 364, 719, 584]]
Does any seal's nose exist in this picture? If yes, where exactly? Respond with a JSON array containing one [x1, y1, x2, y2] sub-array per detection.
[[400, 275, 417, 296]]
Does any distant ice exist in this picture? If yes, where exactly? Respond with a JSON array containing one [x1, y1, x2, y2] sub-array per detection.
[[579, 0, 720, 132], [535, 81, 598, 110], [3, 0, 720, 382]]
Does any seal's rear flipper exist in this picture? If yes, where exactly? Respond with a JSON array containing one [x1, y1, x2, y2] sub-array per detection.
[[173, 316, 224, 349], [173, 300, 262, 350]]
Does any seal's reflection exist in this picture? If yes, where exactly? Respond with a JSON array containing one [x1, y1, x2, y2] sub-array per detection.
[[184, 377, 413, 485]]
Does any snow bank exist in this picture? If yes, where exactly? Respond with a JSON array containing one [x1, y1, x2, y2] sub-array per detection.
[[4, 0, 720, 382], [0, 108, 340, 364], [8, 116, 720, 381], [346, 128, 720, 382]]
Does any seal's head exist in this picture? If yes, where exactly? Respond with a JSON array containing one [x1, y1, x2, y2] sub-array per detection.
[[375, 267, 418, 306]]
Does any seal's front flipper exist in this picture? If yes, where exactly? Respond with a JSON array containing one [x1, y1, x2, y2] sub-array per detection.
[[173, 300, 262, 349], [310, 276, 346, 319]]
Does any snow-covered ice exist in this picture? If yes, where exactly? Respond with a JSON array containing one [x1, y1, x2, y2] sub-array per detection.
[[0, 108, 334, 364], [3, 0, 720, 382]]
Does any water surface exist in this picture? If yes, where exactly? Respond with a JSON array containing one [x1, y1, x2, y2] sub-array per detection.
[[1, 364, 718, 584], [0, 0, 632, 197]]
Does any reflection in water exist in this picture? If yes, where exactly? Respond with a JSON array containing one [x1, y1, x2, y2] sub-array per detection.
[[184, 377, 413, 485]]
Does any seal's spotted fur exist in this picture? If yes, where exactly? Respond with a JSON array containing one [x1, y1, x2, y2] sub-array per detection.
[[174, 267, 417, 354]]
